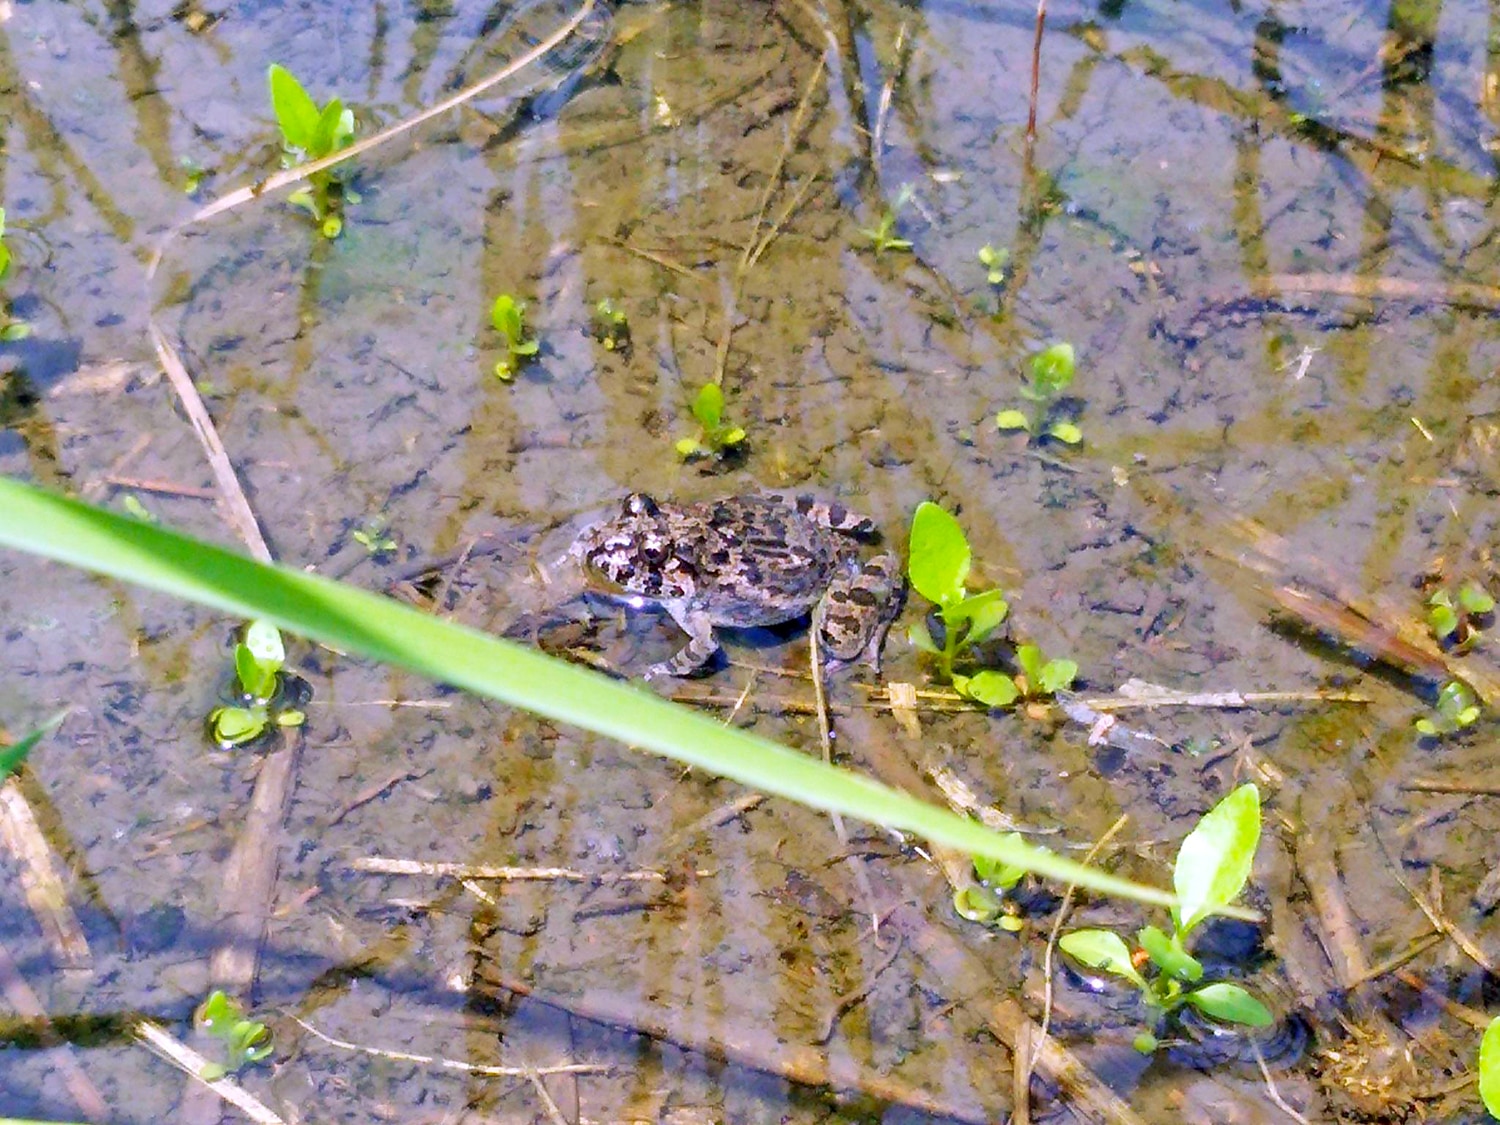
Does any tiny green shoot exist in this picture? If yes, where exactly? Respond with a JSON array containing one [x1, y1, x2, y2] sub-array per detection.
[[676, 383, 747, 460], [121, 494, 159, 524], [978, 244, 1010, 286], [490, 294, 539, 381], [858, 184, 914, 256], [351, 516, 396, 557], [1415, 679, 1482, 738], [1426, 581, 1495, 648], [208, 620, 305, 748], [591, 298, 631, 353], [195, 990, 274, 1079], [0, 208, 31, 342], [0, 711, 66, 783], [996, 342, 1082, 445], [954, 836, 1031, 930], [1060, 784, 1273, 1049], [268, 64, 358, 238], [1480, 1016, 1500, 1119]]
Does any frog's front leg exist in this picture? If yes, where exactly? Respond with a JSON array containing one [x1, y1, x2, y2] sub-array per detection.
[[646, 602, 722, 679], [815, 553, 906, 672]]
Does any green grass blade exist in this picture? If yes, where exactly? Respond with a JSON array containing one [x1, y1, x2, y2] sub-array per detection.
[[0, 477, 1176, 907], [0, 710, 66, 781]]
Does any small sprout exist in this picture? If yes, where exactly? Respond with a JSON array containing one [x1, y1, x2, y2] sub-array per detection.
[[267, 64, 357, 238], [351, 516, 396, 557], [977, 244, 1009, 286], [180, 157, 206, 194], [858, 184, 915, 256], [1427, 580, 1494, 648], [208, 621, 304, 748], [677, 383, 747, 460], [591, 298, 631, 353], [1060, 785, 1273, 1047], [0, 208, 29, 342], [195, 990, 275, 1074], [490, 294, 539, 381], [1415, 679, 1482, 737], [997, 342, 1082, 445], [1480, 1016, 1500, 1118], [0, 208, 11, 279], [906, 502, 1011, 692], [121, 494, 158, 524]]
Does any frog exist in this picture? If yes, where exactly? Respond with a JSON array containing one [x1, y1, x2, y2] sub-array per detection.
[[567, 492, 905, 678]]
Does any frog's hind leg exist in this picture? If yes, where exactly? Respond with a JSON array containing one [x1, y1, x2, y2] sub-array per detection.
[[646, 604, 722, 679], [816, 553, 906, 672]]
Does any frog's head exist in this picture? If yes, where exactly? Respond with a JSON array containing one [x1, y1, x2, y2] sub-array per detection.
[[574, 492, 673, 593], [622, 492, 659, 518]]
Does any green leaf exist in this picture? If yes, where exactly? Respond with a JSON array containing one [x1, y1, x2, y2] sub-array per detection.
[[1137, 924, 1201, 982], [953, 884, 1003, 923], [0, 476, 1181, 909], [0, 710, 66, 782], [908, 502, 970, 606], [1429, 603, 1459, 639], [1059, 929, 1147, 990], [1185, 982, 1273, 1027], [675, 437, 703, 458], [0, 241, 10, 280], [1038, 658, 1078, 694], [195, 990, 239, 1031], [1174, 783, 1261, 935], [494, 359, 515, 382], [1415, 717, 1439, 736], [906, 620, 939, 653], [276, 709, 306, 727], [198, 1061, 228, 1082], [1048, 422, 1083, 445], [956, 670, 1019, 708], [1, 322, 31, 342], [334, 108, 355, 150], [1461, 582, 1496, 615], [946, 589, 1009, 645], [244, 619, 285, 666], [720, 427, 746, 446], [511, 339, 540, 357], [996, 409, 1029, 432], [268, 64, 320, 151], [693, 383, 723, 429], [491, 295, 523, 337], [1030, 342, 1075, 395], [1015, 643, 1044, 687], [1479, 1015, 1500, 1117], [1437, 680, 1479, 722], [311, 98, 346, 159], [210, 706, 267, 745], [974, 836, 1028, 889]]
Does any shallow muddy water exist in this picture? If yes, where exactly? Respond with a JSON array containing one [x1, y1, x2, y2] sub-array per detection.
[[5, 0, 1500, 1121]]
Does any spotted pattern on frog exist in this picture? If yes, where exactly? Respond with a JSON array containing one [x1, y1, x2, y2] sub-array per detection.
[[570, 492, 904, 677]]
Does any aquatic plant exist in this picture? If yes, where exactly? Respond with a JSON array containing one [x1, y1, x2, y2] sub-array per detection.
[[267, 64, 358, 238], [857, 184, 914, 256], [351, 516, 396, 557], [0, 477, 1183, 908], [953, 841, 1030, 931], [1415, 679, 1481, 738], [194, 990, 273, 1079], [1426, 580, 1494, 648], [207, 620, 305, 748], [977, 243, 1010, 287], [121, 494, 159, 524], [1059, 784, 1272, 1052], [996, 342, 1082, 445], [0, 712, 65, 783], [676, 383, 746, 460], [906, 502, 1012, 700], [490, 294, 539, 381], [591, 297, 631, 352], [0, 208, 31, 342]]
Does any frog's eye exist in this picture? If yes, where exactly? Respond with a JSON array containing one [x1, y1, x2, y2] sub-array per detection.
[[624, 493, 659, 518]]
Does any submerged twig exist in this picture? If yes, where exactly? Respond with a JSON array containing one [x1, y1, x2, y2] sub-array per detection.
[[1025, 0, 1048, 144], [351, 856, 699, 883], [0, 940, 107, 1121], [0, 777, 90, 968], [294, 1016, 610, 1079]]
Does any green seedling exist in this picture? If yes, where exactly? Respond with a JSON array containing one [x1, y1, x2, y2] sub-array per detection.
[[207, 620, 305, 748], [490, 294, 539, 381], [954, 837, 1030, 931], [1, 711, 66, 783], [1415, 679, 1481, 738], [351, 516, 396, 557], [180, 157, 207, 195], [954, 642, 1080, 709], [858, 184, 914, 256], [676, 383, 747, 460], [194, 990, 274, 1080], [1426, 581, 1495, 648], [121, 494, 159, 524], [1059, 784, 1273, 1052], [1481, 1016, 1500, 1119], [905, 502, 1011, 697], [268, 64, 358, 238], [0, 208, 30, 342], [996, 342, 1082, 445], [978, 244, 1010, 286], [591, 298, 631, 353]]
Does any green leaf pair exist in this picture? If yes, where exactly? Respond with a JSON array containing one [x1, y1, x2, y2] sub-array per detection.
[[208, 621, 304, 747], [1059, 784, 1272, 1042], [195, 990, 274, 1078], [269, 65, 354, 160], [677, 383, 747, 459], [1415, 679, 1481, 737], [996, 343, 1082, 445], [491, 294, 539, 381]]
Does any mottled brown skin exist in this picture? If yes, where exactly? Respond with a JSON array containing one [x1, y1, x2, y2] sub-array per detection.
[[571, 493, 904, 677]]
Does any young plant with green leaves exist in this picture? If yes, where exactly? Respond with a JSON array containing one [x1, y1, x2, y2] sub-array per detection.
[[1415, 679, 1481, 738], [996, 342, 1082, 445], [676, 383, 746, 460], [490, 294, 539, 381], [0, 208, 31, 342], [351, 515, 396, 557], [978, 244, 1010, 287], [208, 620, 306, 748], [268, 64, 358, 238], [953, 842, 1030, 932], [591, 298, 631, 353], [1059, 784, 1272, 1053], [906, 502, 1011, 697], [194, 990, 273, 1079], [858, 184, 914, 256], [1426, 580, 1494, 649]]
